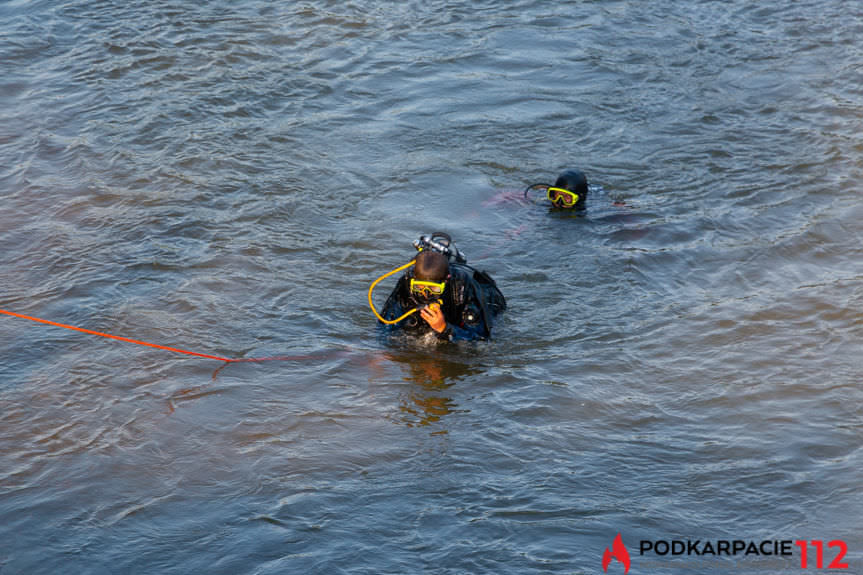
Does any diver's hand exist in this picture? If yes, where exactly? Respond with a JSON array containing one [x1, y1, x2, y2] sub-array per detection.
[[420, 303, 446, 333]]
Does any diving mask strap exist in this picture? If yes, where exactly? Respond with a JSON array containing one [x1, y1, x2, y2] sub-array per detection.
[[524, 182, 552, 202]]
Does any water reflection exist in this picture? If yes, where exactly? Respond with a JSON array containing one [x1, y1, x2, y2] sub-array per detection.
[[381, 351, 481, 431]]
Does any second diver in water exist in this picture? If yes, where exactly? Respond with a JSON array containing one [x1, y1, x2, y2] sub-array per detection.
[[523, 169, 590, 210]]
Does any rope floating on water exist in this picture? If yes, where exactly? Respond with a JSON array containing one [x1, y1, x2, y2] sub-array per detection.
[[2, 308, 234, 362]]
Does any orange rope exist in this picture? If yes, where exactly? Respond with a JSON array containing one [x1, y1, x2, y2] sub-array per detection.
[[0, 308, 232, 362]]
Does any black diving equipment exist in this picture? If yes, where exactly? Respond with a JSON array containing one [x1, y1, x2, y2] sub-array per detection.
[[413, 232, 467, 263]]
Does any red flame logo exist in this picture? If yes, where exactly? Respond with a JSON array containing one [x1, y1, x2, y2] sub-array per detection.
[[602, 533, 631, 573]]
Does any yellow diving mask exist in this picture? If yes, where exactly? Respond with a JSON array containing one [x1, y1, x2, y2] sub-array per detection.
[[547, 186, 580, 207], [410, 278, 446, 298]]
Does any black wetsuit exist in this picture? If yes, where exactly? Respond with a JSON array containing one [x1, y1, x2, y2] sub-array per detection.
[[380, 263, 506, 341]]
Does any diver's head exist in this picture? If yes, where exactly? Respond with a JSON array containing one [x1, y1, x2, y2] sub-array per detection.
[[410, 250, 449, 303], [548, 169, 589, 210]]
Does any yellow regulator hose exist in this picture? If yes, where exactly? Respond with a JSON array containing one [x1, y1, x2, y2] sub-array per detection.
[[368, 260, 420, 325]]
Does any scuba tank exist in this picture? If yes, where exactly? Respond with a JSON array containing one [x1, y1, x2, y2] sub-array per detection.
[[413, 232, 467, 264]]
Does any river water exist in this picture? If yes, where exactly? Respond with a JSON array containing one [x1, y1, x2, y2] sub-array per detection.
[[1, 1, 861, 574]]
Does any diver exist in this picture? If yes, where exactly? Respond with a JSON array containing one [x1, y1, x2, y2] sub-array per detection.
[[369, 233, 506, 341], [523, 169, 589, 210]]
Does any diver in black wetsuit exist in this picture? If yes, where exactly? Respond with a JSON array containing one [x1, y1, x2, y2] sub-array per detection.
[[378, 233, 506, 341], [524, 169, 589, 210]]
